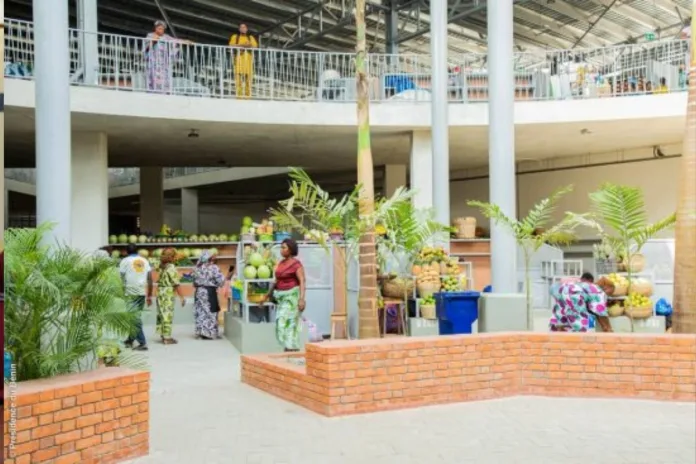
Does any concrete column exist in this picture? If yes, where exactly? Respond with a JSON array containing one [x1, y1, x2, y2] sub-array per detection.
[[139, 167, 164, 234], [71, 132, 108, 251], [181, 188, 199, 234], [34, 0, 72, 244], [383, 165, 407, 198], [409, 131, 433, 210], [488, 1, 517, 292], [77, 0, 99, 86], [430, 0, 450, 238]]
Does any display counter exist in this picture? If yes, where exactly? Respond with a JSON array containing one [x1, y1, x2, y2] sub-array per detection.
[[449, 239, 491, 291], [225, 241, 340, 354]]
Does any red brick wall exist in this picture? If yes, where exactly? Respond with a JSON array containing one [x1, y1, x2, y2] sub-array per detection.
[[3, 367, 150, 464], [242, 333, 696, 417]]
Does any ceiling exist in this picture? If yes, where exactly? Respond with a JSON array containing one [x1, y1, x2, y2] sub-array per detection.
[[4, 105, 684, 170], [3, 0, 692, 58]]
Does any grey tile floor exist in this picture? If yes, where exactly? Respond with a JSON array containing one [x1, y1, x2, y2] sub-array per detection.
[[127, 325, 696, 464]]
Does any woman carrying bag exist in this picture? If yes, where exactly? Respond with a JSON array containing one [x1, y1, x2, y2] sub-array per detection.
[[192, 251, 226, 340]]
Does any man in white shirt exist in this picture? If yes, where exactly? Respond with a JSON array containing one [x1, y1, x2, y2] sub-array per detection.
[[119, 244, 153, 350]]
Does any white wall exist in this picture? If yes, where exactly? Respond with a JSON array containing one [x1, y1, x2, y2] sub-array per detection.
[[451, 148, 680, 238]]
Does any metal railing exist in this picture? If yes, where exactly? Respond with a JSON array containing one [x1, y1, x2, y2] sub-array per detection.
[[4, 18, 691, 103], [5, 167, 226, 187]]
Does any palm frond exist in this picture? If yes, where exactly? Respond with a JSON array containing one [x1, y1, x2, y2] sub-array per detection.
[[467, 200, 521, 238], [520, 185, 573, 235]]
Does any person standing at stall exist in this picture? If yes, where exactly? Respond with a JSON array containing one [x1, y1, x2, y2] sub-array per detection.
[[192, 251, 226, 340], [157, 248, 186, 344], [229, 23, 258, 98], [120, 244, 153, 351], [260, 239, 306, 352]]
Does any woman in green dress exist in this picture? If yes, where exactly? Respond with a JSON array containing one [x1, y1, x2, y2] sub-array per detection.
[[157, 248, 186, 344], [260, 239, 306, 351]]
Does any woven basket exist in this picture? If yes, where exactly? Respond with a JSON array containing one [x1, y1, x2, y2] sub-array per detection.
[[420, 304, 436, 320], [619, 254, 645, 273], [631, 281, 653, 297], [607, 304, 624, 317], [247, 293, 268, 304], [382, 277, 414, 299], [454, 217, 477, 239], [417, 281, 440, 299], [624, 303, 653, 320], [611, 283, 629, 297]]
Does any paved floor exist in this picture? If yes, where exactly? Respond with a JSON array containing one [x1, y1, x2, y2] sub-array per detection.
[[127, 326, 696, 464]]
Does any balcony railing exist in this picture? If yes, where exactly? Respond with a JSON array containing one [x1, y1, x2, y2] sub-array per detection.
[[4, 18, 691, 103], [5, 167, 226, 187]]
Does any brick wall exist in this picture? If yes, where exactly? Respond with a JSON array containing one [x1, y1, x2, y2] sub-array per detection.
[[3, 367, 150, 464], [242, 333, 696, 417]]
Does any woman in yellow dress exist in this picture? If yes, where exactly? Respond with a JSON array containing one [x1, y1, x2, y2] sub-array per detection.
[[229, 24, 258, 98]]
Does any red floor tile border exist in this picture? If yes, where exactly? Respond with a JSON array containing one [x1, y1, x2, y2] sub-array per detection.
[[241, 333, 696, 416], [3, 367, 150, 464]]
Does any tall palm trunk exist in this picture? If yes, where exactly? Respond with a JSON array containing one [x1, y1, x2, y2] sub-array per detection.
[[355, 0, 379, 338], [673, 13, 696, 333]]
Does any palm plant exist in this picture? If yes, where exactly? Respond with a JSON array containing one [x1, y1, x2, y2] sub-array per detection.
[[568, 183, 676, 296], [673, 14, 696, 334], [4, 224, 146, 382], [269, 168, 416, 338], [376, 201, 446, 277], [468, 185, 579, 329], [354, 0, 379, 338]]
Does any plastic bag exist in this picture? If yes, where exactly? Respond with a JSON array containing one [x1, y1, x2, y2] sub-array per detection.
[[303, 318, 323, 343], [655, 298, 673, 316]]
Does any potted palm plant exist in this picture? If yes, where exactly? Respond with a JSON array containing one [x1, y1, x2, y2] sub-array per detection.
[[568, 183, 676, 321], [468, 185, 580, 330], [4, 224, 147, 381]]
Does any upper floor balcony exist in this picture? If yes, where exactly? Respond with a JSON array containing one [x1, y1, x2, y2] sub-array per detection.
[[4, 18, 691, 104]]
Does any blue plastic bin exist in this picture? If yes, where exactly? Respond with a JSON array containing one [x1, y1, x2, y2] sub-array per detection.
[[435, 291, 481, 335]]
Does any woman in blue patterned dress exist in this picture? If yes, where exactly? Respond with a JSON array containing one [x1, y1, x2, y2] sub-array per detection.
[[549, 273, 614, 333], [192, 251, 226, 340]]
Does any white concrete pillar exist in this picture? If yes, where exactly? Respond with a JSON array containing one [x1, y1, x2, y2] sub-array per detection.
[[409, 131, 433, 210], [181, 188, 199, 234], [488, 0, 517, 292], [139, 167, 164, 234], [383, 164, 407, 198], [77, 0, 98, 86], [34, 0, 72, 245], [71, 132, 109, 251]]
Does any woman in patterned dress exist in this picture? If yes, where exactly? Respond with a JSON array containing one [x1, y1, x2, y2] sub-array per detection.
[[549, 272, 613, 333], [157, 248, 186, 344], [143, 21, 191, 93], [260, 239, 306, 352], [192, 251, 226, 340]]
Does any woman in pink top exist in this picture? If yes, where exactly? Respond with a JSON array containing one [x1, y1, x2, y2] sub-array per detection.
[[261, 239, 306, 351]]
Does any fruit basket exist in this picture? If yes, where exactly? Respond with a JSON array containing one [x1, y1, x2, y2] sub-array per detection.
[[607, 303, 624, 317], [624, 304, 653, 319], [381, 276, 414, 299], [247, 293, 268, 304], [420, 304, 436, 320], [631, 279, 653, 297], [618, 254, 645, 273], [417, 281, 440, 299]]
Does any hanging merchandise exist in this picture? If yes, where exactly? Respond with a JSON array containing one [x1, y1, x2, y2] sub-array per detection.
[[655, 298, 673, 317]]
